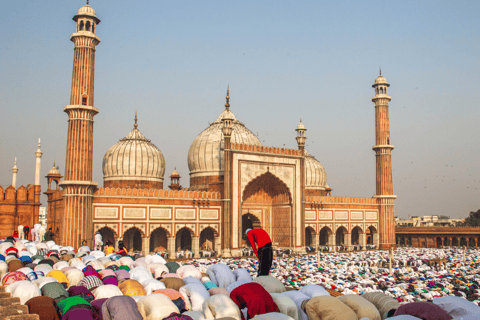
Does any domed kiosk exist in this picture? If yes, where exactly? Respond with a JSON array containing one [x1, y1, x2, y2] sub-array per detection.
[[103, 113, 165, 189]]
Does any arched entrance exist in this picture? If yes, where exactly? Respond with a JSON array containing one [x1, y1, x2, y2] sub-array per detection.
[[97, 227, 115, 248], [460, 237, 468, 247], [336, 226, 347, 246], [452, 237, 459, 247], [319, 227, 331, 246], [200, 227, 216, 251], [407, 236, 412, 246], [176, 227, 193, 251], [123, 227, 142, 252], [150, 227, 168, 253], [436, 237, 442, 248], [351, 226, 362, 245], [399, 237, 406, 246], [241, 172, 292, 247], [444, 237, 450, 246], [366, 226, 377, 245], [469, 237, 476, 248], [305, 227, 315, 247]]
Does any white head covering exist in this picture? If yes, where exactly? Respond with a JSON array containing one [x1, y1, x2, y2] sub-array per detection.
[[245, 229, 252, 235]]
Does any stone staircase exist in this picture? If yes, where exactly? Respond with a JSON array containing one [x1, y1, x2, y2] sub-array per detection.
[[0, 286, 39, 320]]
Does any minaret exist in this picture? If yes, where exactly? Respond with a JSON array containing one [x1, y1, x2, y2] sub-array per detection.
[[372, 71, 397, 250], [295, 119, 306, 153], [34, 138, 43, 224], [222, 86, 234, 257], [295, 120, 306, 250], [59, 3, 101, 248], [12, 158, 18, 189]]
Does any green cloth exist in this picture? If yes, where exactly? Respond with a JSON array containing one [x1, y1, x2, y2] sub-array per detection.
[[118, 265, 130, 272], [57, 296, 90, 315], [32, 254, 44, 261], [41, 282, 69, 303], [165, 262, 180, 273]]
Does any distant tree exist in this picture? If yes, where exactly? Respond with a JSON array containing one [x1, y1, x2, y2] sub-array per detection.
[[439, 215, 450, 220], [464, 209, 480, 227]]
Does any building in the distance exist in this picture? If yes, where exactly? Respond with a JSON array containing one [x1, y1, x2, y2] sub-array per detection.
[[396, 215, 464, 227], [40, 3, 397, 256]]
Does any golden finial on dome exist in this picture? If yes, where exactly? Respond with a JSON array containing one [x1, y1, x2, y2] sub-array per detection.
[[380, 67, 382, 75], [86, 0, 89, 5], [134, 111, 138, 129], [225, 85, 230, 110]]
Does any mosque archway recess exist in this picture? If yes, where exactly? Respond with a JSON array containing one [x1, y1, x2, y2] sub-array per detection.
[[97, 227, 115, 248], [123, 227, 143, 252], [305, 227, 315, 247], [241, 171, 292, 248], [351, 226, 362, 245], [336, 226, 347, 246], [200, 227, 217, 251], [176, 227, 193, 251], [319, 227, 332, 246], [150, 227, 168, 253]]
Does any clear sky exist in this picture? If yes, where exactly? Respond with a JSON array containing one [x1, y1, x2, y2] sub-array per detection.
[[1, 1, 479, 219]]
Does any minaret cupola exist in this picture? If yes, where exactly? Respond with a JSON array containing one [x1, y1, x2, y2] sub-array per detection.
[[295, 119, 306, 152]]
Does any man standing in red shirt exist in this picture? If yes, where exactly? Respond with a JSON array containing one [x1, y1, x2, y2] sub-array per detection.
[[245, 225, 273, 276]]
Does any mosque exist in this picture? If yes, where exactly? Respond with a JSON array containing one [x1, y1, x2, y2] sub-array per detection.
[[4, 3, 398, 256]]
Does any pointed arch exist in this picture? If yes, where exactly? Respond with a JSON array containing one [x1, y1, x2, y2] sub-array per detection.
[[242, 171, 292, 204], [175, 227, 193, 251], [319, 226, 332, 246], [199, 227, 218, 251], [122, 227, 144, 252], [150, 227, 169, 253], [97, 226, 117, 247], [305, 226, 315, 247]]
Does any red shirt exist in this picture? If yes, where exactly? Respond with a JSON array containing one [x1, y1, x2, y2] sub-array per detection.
[[246, 229, 271, 259]]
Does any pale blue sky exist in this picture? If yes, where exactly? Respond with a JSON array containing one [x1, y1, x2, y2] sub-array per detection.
[[1, 1, 479, 218]]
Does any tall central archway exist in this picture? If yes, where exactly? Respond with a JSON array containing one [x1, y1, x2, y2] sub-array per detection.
[[241, 171, 292, 247]]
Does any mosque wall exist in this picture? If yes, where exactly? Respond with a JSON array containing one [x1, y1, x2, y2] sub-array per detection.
[[92, 187, 222, 255], [0, 185, 40, 239]]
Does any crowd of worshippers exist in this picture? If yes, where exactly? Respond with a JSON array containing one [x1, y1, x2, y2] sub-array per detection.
[[2, 234, 480, 319]]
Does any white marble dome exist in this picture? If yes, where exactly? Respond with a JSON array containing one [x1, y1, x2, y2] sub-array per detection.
[[103, 124, 165, 185], [188, 108, 262, 177], [305, 150, 327, 190], [374, 75, 388, 85], [77, 4, 97, 17]]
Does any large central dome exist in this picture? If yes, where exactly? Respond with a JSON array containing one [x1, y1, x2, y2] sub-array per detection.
[[103, 115, 165, 189], [188, 93, 262, 180]]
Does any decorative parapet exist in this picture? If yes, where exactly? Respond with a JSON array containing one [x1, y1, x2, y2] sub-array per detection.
[[0, 185, 37, 203], [94, 187, 221, 199], [230, 143, 302, 156], [305, 196, 377, 204]]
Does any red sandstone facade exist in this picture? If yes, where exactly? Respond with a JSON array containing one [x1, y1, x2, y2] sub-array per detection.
[[0, 185, 40, 239], [42, 4, 396, 255]]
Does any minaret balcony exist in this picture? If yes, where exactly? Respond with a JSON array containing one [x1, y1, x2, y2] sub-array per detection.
[[372, 144, 394, 151]]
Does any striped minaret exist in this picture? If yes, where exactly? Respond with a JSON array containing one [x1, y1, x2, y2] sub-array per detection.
[[372, 71, 397, 250], [59, 4, 101, 248]]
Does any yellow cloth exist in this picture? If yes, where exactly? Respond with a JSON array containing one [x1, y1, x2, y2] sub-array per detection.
[[46, 270, 69, 286], [118, 279, 146, 296], [105, 246, 115, 255]]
